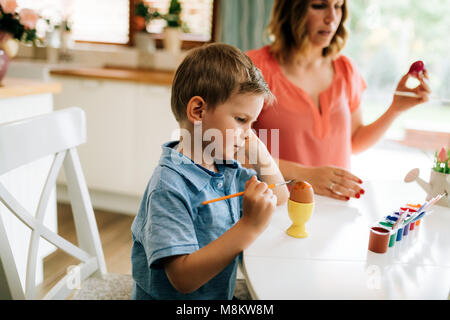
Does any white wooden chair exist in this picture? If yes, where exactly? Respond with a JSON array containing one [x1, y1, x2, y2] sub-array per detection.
[[0, 107, 132, 300]]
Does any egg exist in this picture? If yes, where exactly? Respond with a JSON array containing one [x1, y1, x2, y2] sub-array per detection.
[[289, 181, 314, 203], [408, 60, 426, 77]]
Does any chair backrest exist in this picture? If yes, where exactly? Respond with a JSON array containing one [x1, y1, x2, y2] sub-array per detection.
[[0, 107, 107, 300]]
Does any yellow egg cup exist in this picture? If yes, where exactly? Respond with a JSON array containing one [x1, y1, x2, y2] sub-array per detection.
[[286, 200, 314, 238]]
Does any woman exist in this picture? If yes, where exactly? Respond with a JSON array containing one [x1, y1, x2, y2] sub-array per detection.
[[246, 0, 430, 201]]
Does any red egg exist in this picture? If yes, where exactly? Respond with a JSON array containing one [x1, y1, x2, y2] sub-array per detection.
[[408, 60, 425, 77]]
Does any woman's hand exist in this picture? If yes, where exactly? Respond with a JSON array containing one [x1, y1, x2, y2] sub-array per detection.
[[390, 70, 431, 114], [306, 166, 364, 201]]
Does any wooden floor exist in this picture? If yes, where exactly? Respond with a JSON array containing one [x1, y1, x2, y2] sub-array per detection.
[[37, 203, 134, 298]]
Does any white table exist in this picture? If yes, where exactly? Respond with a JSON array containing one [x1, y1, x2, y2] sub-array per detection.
[[243, 180, 450, 299]]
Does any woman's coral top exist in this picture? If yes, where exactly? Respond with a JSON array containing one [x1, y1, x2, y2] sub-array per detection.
[[247, 46, 366, 169]]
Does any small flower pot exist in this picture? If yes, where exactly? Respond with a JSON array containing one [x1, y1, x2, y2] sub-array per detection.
[[135, 32, 156, 53], [163, 27, 182, 54]]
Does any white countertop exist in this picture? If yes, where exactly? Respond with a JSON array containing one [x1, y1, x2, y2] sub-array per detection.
[[0, 78, 61, 99]]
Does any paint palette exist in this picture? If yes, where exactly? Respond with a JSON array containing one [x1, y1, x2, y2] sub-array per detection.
[[368, 203, 430, 254]]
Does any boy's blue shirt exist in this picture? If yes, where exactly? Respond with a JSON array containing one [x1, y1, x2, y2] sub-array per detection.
[[131, 141, 257, 300]]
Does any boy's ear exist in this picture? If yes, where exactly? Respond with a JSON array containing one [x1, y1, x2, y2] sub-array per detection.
[[186, 96, 206, 123]]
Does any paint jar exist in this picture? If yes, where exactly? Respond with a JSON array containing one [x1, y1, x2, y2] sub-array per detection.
[[414, 212, 425, 228], [403, 223, 410, 236], [388, 229, 396, 248], [368, 226, 390, 254], [386, 215, 398, 223], [379, 221, 393, 228], [396, 227, 403, 242], [390, 212, 400, 220]]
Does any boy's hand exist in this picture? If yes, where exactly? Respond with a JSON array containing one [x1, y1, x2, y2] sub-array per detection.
[[244, 129, 257, 160], [243, 129, 275, 174], [243, 129, 268, 164], [241, 176, 277, 234]]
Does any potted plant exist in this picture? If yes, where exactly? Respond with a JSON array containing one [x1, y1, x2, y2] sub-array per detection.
[[43, 18, 72, 63], [430, 147, 450, 206], [433, 146, 450, 174], [404, 146, 450, 207], [133, 1, 158, 52], [134, 1, 149, 32], [154, 0, 187, 54], [0, 0, 40, 83]]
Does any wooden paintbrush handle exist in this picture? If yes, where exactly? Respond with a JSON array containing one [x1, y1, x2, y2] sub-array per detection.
[[202, 183, 276, 205]]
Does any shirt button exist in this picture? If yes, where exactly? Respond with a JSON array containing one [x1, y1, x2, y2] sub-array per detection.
[[217, 182, 223, 188]]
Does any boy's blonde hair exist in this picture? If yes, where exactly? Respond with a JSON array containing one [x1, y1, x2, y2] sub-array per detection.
[[171, 43, 274, 123], [266, 0, 348, 64]]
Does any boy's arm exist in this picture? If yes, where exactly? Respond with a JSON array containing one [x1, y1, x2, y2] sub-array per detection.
[[243, 130, 289, 205], [162, 217, 257, 294], [163, 176, 276, 294]]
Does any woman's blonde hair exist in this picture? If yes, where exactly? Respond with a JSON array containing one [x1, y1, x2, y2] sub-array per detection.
[[266, 0, 348, 64]]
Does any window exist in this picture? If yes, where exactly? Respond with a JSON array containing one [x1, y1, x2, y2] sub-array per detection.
[[71, 0, 130, 44], [17, 0, 130, 44], [17, 0, 215, 45]]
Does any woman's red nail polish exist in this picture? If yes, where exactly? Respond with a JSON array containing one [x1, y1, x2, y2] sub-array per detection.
[[359, 179, 363, 184], [345, 197, 350, 201], [360, 189, 365, 194], [355, 193, 360, 199]]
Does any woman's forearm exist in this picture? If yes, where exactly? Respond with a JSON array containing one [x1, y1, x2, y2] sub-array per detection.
[[278, 158, 309, 181], [352, 70, 430, 154], [351, 105, 400, 154]]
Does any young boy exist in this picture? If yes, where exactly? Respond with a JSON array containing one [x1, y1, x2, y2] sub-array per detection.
[[130, 43, 289, 300]]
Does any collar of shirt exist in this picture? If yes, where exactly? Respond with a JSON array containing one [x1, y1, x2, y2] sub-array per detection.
[[159, 141, 240, 192]]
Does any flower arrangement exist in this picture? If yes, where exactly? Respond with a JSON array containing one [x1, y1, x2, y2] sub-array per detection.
[[134, 0, 187, 31], [134, 1, 157, 32], [433, 146, 449, 174], [0, 0, 39, 57], [153, 0, 188, 31], [159, 0, 182, 28]]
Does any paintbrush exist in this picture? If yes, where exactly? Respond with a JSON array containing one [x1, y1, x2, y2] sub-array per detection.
[[391, 210, 408, 230], [403, 192, 446, 224], [202, 179, 293, 205], [415, 193, 445, 213]]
